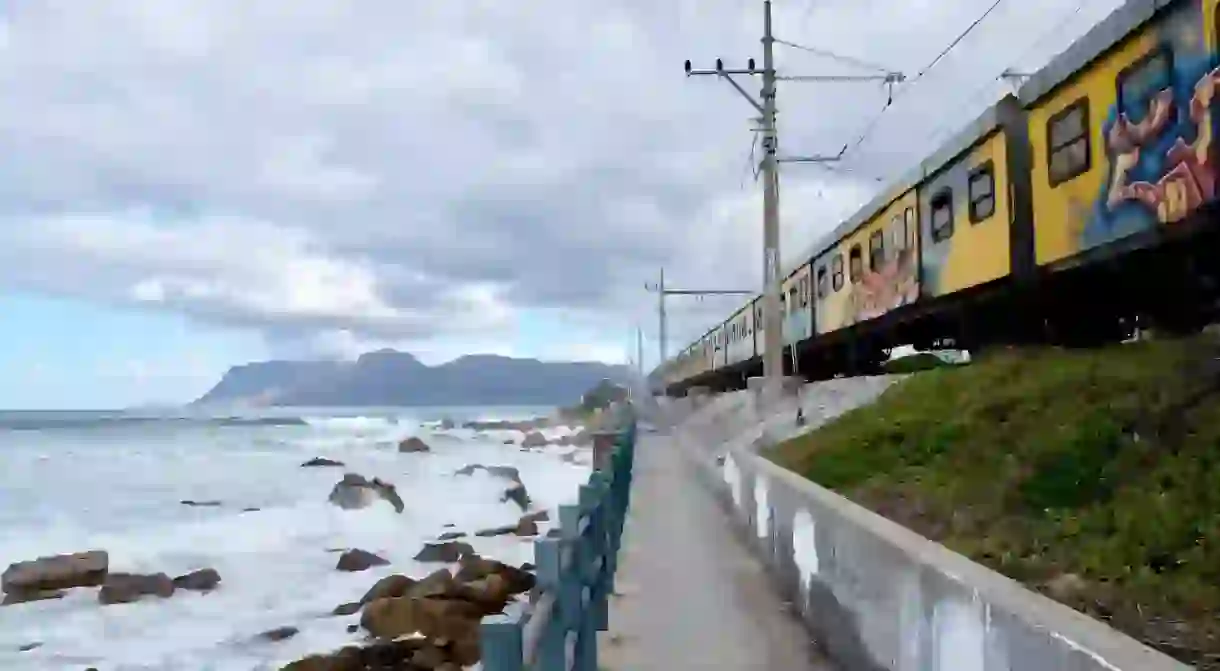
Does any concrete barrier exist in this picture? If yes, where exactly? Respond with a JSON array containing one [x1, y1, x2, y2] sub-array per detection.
[[678, 440, 1189, 671]]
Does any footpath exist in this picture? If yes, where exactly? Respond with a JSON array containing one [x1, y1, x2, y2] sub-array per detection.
[[598, 431, 836, 671]]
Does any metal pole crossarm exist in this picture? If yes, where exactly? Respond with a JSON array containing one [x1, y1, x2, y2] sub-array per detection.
[[686, 68, 760, 77], [777, 73, 905, 83]]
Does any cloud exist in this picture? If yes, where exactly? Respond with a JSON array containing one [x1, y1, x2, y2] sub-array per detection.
[[0, 0, 1125, 365]]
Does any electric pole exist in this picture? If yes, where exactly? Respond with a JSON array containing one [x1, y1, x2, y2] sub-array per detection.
[[646, 270, 755, 375], [681, 1, 905, 385]]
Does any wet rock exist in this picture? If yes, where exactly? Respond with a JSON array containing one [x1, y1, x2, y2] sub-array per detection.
[[414, 541, 475, 563], [260, 626, 299, 642], [17, 642, 41, 652], [1, 589, 65, 606], [514, 517, 540, 537], [346, 624, 359, 634], [326, 473, 404, 513], [502, 481, 531, 511], [241, 507, 261, 513], [301, 457, 345, 468], [520, 562, 536, 572], [454, 464, 521, 482], [570, 429, 592, 446], [521, 510, 550, 523], [98, 572, 175, 605], [454, 556, 535, 595], [336, 549, 389, 572], [173, 568, 221, 592], [503, 439, 515, 444], [436, 531, 466, 541], [2, 550, 108, 595], [473, 524, 516, 538], [332, 601, 361, 616], [521, 431, 548, 448], [398, 436, 431, 453], [360, 574, 415, 605], [407, 568, 459, 599], [180, 500, 223, 507], [439, 418, 456, 430], [360, 597, 482, 662], [282, 638, 427, 670]]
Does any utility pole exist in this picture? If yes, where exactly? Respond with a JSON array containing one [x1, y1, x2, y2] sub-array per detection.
[[682, 1, 905, 387], [646, 270, 755, 374]]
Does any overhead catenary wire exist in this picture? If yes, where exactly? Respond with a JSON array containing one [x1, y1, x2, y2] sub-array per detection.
[[839, 0, 1009, 157], [773, 38, 898, 75]]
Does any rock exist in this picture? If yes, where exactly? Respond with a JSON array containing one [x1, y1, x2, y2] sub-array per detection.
[[2, 550, 108, 595], [436, 531, 466, 541], [241, 507, 261, 513], [514, 517, 540, 537], [521, 510, 550, 523], [360, 574, 415, 605], [180, 499, 223, 507], [473, 524, 516, 538], [520, 562, 536, 572], [301, 457, 345, 468], [454, 556, 535, 595], [17, 642, 41, 652], [454, 464, 521, 482], [411, 644, 449, 669], [260, 626, 299, 642], [346, 624, 359, 634], [327, 473, 404, 513], [570, 429, 592, 446], [407, 568, 459, 599], [282, 639, 427, 670], [172, 568, 221, 592], [503, 439, 515, 445], [332, 601, 361, 616], [98, 572, 175, 605], [360, 597, 482, 662], [521, 431, 548, 448], [398, 436, 431, 453], [502, 481, 531, 510], [336, 549, 390, 572], [414, 541, 475, 563], [1045, 573, 1088, 601], [2, 589, 66, 606]]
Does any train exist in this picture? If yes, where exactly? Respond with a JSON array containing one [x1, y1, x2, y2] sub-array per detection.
[[658, 0, 1220, 394]]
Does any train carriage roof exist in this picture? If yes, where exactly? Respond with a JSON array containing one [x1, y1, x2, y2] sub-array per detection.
[[1018, 0, 1165, 104]]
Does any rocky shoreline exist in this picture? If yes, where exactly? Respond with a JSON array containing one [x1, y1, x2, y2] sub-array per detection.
[[1, 416, 594, 670]]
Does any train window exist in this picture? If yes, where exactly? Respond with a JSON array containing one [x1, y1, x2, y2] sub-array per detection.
[[904, 207, 917, 248], [890, 214, 905, 253], [755, 305, 763, 328], [1047, 98, 1090, 186], [868, 229, 886, 271], [788, 286, 798, 313], [816, 266, 829, 298], [1117, 49, 1173, 117], [848, 245, 863, 283], [831, 254, 844, 291], [930, 190, 954, 242], [968, 162, 996, 223], [800, 276, 810, 307]]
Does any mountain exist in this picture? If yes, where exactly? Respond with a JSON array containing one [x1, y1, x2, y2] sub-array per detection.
[[192, 350, 628, 407]]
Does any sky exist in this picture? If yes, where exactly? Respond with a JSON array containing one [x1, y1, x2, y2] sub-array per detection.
[[0, 0, 1125, 409]]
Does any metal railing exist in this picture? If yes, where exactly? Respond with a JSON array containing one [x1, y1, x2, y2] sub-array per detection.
[[479, 408, 637, 671]]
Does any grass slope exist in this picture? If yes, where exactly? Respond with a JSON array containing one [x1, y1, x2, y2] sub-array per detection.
[[768, 336, 1220, 668]]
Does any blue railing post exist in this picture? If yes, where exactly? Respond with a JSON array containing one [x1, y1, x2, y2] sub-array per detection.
[[477, 407, 638, 671]]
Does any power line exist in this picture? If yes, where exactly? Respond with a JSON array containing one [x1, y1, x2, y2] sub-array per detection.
[[774, 38, 897, 75], [840, 0, 1008, 156]]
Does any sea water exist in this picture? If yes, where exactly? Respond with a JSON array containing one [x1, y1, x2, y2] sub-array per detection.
[[0, 406, 592, 670]]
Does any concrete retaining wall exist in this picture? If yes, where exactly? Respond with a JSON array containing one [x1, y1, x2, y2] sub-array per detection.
[[678, 440, 1189, 671]]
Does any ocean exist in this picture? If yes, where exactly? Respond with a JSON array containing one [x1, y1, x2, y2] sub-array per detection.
[[0, 406, 592, 670]]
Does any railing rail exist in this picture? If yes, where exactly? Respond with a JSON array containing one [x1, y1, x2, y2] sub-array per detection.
[[480, 405, 637, 671]]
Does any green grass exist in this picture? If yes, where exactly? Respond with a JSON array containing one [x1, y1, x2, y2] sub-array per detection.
[[767, 336, 1220, 668]]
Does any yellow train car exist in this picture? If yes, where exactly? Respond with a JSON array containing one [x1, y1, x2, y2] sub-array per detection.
[[916, 95, 1034, 300], [1021, 0, 1220, 270]]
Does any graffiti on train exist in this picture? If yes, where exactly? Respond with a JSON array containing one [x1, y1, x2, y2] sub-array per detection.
[[1087, 51, 1220, 248], [845, 247, 919, 326]]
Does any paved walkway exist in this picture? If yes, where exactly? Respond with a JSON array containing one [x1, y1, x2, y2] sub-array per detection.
[[599, 432, 836, 671]]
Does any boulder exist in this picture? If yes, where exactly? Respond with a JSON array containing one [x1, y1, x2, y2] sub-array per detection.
[[436, 531, 466, 541], [2, 590, 65, 606], [336, 549, 390, 572], [360, 574, 415, 605], [473, 524, 516, 538], [98, 572, 175, 605], [514, 517, 540, 537], [454, 556, 535, 595], [300, 457, 345, 468], [326, 473, 404, 513], [521, 431, 548, 448], [406, 568, 458, 599], [332, 601, 361, 616], [414, 541, 475, 563], [454, 463, 522, 482], [172, 568, 221, 592], [360, 597, 482, 664], [259, 626, 299, 642], [502, 481, 531, 511], [2, 551, 108, 595], [281, 638, 428, 670], [439, 418, 456, 430], [398, 437, 431, 453], [570, 429, 592, 446], [180, 499, 223, 507]]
